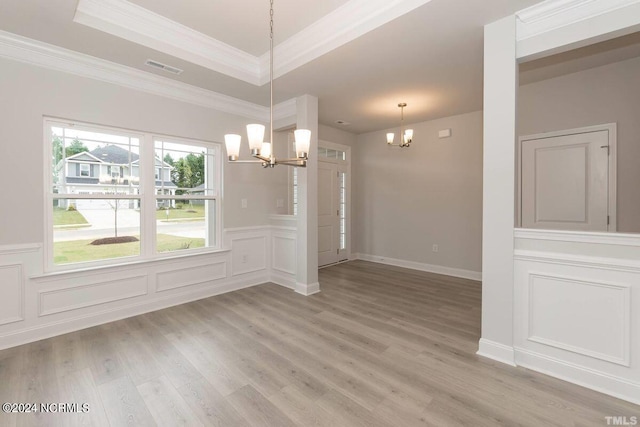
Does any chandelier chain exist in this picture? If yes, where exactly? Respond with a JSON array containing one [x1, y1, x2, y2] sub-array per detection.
[[269, 0, 274, 158]]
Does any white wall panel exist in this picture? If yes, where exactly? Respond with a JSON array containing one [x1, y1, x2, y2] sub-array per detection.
[[0, 264, 24, 326], [39, 275, 148, 316], [527, 273, 630, 366], [513, 229, 640, 404], [272, 234, 296, 275], [157, 261, 226, 292], [231, 236, 267, 276]]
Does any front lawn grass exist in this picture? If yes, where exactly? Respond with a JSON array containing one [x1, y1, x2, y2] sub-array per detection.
[[156, 204, 205, 221], [54, 234, 205, 264], [53, 207, 89, 226]]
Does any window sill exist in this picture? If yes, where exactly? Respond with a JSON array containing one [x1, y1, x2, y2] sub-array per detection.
[[32, 247, 231, 280]]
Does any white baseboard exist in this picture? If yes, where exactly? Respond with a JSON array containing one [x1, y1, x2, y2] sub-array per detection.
[[355, 253, 482, 281], [295, 281, 320, 296], [0, 275, 268, 351], [476, 338, 517, 366], [271, 271, 296, 290], [515, 347, 640, 406]]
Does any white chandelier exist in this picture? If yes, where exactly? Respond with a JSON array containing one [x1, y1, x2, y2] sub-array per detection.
[[386, 103, 413, 148], [224, 0, 310, 168]]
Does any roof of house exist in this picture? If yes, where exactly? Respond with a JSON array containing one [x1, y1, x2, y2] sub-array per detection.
[[89, 145, 140, 165]]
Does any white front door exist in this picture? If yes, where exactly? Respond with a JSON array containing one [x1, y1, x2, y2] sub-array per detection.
[[318, 162, 339, 266], [520, 129, 612, 231]]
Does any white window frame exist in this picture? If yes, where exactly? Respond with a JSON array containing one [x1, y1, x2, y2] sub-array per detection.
[[152, 137, 220, 255], [79, 163, 90, 177], [44, 118, 223, 272]]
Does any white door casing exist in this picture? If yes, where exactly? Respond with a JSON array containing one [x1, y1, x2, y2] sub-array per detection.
[[519, 125, 616, 232], [318, 162, 338, 266]]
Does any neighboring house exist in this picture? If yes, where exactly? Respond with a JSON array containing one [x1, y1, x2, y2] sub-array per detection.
[[55, 144, 176, 209]]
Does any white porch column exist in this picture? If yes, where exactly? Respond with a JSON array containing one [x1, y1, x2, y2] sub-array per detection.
[[477, 15, 518, 365], [295, 94, 320, 296]]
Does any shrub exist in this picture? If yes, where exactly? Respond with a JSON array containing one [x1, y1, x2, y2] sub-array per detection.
[[67, 204, 77, 211]]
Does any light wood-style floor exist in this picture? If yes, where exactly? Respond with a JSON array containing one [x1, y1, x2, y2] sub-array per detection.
[[1, 260, 638, 426]]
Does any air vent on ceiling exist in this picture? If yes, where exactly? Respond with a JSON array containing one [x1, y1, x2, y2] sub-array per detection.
[[335, 120, 351, 126], [145, 59, 183, 75]]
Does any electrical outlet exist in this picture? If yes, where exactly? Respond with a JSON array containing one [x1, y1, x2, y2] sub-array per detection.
[[432, 244, 439, 252], [241, 254, 248, 263], [276, 198, 284, 208], [241, 198, 247, 208]]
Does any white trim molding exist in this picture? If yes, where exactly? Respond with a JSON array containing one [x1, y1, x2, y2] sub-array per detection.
[[515, 347, 640, 405], [295, 281, 320, 296], [516, 0, 640, 40], [515, 250, 640, 273], [356, 253, 482, 281], [0, 30, 296, 122], [515, 228, 640, 247], [0, 243, 41, 256], [74, 0, 261, 85], [476, 338, 516, 366], [516, 0, 640, 60], [73, 0, 434, 86]]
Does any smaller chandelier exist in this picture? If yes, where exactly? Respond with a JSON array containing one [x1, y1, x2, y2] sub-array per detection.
[[386, 103, 413, 148]]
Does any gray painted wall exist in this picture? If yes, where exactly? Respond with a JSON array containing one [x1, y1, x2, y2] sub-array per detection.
[[354, 110, 484, 274], [519, 56, 640, 233]]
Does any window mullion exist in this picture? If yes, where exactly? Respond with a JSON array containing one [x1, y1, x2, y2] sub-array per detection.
[[141, 133, 156, 258]]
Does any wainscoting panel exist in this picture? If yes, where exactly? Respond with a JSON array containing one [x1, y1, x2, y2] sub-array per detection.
[[156, 261, 226, 292], [527, 273, 630, 366], [229, 231, 268, 276], [513, 229, 640, 405], [0, 264, 24, 326], [39, 274, 149, 316], [272, 233, 296, 275]]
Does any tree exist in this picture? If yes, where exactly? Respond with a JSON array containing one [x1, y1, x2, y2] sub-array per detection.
[[163, 153, 175, 166], [66, 139, 89, 157], [170, 153, 205, 194], [51, 137, 89, 186]]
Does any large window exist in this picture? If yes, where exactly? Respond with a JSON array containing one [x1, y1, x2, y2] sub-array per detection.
[[46, 119, 221, 270]]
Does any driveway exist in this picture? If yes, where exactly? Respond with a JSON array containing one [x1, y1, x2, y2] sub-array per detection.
[[54, 219, 205, 242], [77, 206, 141, 230]]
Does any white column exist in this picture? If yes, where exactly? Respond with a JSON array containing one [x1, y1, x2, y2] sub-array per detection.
[[477, 15, 518, 365], [295, 94, 320, 295]]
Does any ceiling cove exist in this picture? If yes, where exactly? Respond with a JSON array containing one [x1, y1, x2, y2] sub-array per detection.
[[73, 0, 435, 86]]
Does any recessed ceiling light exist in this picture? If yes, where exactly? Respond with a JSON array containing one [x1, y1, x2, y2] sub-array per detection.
[[145, 59, 183, 75], [335, 120, 351, 126]]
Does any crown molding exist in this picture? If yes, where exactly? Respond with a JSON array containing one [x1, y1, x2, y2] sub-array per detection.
[[516, 0, 640, 40], [74, 0, 432, 87], [74, 0, 261, 85], [0, 30, 301, 122]]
